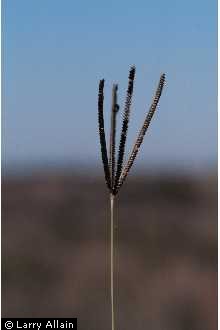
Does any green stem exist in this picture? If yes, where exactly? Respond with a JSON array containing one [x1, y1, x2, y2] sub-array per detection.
[[110, 194, 115, 330]]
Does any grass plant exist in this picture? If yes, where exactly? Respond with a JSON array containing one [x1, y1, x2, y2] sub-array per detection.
[[98, 66, 166, 330]]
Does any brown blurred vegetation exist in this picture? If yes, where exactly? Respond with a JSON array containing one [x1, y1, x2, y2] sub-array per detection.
[[2, 171, 217, 330]]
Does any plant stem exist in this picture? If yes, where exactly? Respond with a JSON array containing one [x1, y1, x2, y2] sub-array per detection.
[[110, 193, 115, 330]]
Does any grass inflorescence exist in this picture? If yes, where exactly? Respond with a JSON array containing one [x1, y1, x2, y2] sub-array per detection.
[[97, 66, 166, 330], [98, 66, 165, 195]]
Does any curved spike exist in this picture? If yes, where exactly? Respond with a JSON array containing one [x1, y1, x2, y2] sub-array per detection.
[[113, 66, 136, 194], [116, 73, 166, 193], [98, 79, 112, 191]]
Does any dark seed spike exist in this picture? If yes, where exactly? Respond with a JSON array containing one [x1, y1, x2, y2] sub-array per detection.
[[116, 73, 165, 192], [98, 79, 112, 191], [113, 66, 136, 194], [109, 84, 119, 189]]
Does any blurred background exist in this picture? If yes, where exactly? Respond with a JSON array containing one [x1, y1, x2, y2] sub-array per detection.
[[2, 1, 217, 329]]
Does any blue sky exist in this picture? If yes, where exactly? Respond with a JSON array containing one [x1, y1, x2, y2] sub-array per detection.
[[2, 0, 217, 174]]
